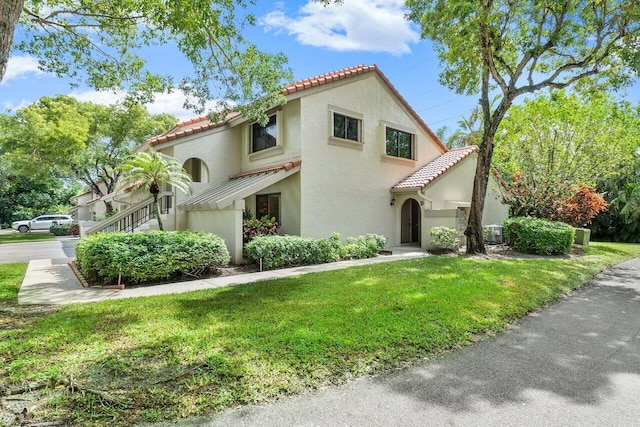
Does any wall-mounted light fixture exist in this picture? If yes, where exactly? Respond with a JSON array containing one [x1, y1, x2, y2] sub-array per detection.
[[390, 198, 396, 206]]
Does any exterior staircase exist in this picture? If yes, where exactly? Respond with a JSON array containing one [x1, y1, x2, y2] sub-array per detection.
[[83, 192, 173, 235]]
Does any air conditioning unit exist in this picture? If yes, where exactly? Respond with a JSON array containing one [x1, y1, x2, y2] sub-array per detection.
[[484, 225, 503, 245]]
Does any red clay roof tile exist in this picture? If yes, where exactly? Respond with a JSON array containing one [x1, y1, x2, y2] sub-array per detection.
[[229, 159, 302, 180], [393, 146, 479, 190]]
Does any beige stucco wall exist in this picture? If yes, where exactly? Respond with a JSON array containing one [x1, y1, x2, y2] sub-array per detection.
[[155, 125, 243, 233], [296, 73, 445, 244], [187, 204, 244, 264]]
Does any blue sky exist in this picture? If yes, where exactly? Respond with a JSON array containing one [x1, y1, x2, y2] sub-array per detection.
[[2, 0, 639, 134]]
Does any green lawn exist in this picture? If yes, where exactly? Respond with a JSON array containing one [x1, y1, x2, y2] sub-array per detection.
[[0, 232, 55, 244], [1, 242, 639, 426]]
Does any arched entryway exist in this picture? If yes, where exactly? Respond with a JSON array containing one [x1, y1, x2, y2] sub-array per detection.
[[183, 157, 209, 183], [401, 198, 421, 244]]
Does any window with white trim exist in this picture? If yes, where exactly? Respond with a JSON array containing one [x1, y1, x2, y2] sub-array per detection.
[[251, 114, 278, 153], [332, 112, 362, 142], [385, 127, 415, 160]]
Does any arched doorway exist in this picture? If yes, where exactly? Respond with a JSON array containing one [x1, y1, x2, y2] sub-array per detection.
[[401, 199, 421, 244]]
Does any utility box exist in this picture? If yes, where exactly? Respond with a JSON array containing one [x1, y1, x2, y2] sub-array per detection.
[[574, 228, 591, 246], [484, 224, 503, 245]]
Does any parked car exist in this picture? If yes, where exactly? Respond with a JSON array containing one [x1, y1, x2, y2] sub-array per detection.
[[11, 215, 74, 233]]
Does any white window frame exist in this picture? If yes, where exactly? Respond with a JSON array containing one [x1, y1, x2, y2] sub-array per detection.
[[248, 111, 284, 160], [328, 105, 364, 149], [380, 121, 417, 164]]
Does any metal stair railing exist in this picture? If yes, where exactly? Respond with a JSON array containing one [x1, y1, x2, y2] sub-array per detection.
[[85, 191, 173, 234]]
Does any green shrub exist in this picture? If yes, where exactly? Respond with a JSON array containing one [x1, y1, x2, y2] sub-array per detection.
[[49, 225, 70, 236], [503, 216, 575, 255], [344, 234, 388, 258], [244, 233, 386, 270], [75, 231, 230, 284], [429, 226, 458, 251]]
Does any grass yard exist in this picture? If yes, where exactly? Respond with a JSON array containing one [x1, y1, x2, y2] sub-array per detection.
[[1, 242, 640, 425], [0, 232, 55, 244]]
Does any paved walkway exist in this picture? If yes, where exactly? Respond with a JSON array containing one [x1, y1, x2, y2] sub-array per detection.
[[17, 246, 429, 305], [152, 257, 640, 427]]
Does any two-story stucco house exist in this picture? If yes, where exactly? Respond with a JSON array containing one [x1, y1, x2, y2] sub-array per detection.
[[130, 64, 507, 263]]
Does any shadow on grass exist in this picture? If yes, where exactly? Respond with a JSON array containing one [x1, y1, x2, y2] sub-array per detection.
[[381, 258, 640, 412]]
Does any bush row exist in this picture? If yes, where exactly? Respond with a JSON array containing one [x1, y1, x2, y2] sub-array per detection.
[[244, 233, 387, 270], [76, 231, 230, 284], [49, 224, 80, 236], [503, 216, 575, 255]]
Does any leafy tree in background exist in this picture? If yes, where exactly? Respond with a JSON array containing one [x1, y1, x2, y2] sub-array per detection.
[[494, 89, 640, 215], [0, 96, 177, 216], [402, 0, 640, 254], [0, 158, 80, 226], [1, 0, 292, 123], [117, 150, 192, 231], [592, 157, 640, 242]]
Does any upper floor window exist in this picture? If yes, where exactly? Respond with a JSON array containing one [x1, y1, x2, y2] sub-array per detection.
[[385, 127, 414, 160], [332, 112, 361, 142], [251, 115, 278, 153]]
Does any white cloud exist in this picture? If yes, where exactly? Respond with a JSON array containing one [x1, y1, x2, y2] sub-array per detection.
[[2, 56, 43, 84], [69, 90, 208, 122], [260, 0, 419, 55]]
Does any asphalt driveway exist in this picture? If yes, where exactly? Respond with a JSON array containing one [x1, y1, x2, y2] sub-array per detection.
[[0, 234, 78, 263], [163, 258, 640, 427]]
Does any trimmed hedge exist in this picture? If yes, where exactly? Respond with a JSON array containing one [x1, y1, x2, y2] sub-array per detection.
[[244, 233, 387, 270], [503, 216, 575, 255], [76, 231, 230, 284], [49, 225, 70, 236], [429, 226, 458, 251]]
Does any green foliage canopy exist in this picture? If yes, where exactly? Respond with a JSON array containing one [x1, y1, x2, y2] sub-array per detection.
[[494, 90, 640, 194], [404, 0, 640, 253], [3, 0, 292, 123]]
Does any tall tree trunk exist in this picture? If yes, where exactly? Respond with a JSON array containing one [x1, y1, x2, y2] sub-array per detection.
[[0, 0, 24, 83], [153, 194, 164, 231], [103, 200, 114, 215]]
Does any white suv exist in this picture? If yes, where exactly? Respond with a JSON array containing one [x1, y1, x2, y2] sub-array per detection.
[[11, 215, 74, 233]]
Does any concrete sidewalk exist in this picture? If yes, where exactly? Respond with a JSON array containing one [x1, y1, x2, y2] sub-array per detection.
[[18, 248, 429, 305]]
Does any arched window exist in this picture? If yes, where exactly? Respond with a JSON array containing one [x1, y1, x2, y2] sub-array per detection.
[[183, 158, 209, 183]]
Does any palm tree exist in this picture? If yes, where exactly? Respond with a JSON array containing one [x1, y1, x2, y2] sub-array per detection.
[[117, 149, 192, 231]]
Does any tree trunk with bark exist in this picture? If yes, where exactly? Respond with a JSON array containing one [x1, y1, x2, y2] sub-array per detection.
[[0, 0, 24, 83]]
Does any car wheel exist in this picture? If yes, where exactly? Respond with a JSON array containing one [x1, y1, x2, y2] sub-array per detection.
[[18, 225, 29, 233]]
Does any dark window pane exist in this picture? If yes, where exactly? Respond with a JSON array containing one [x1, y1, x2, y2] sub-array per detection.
[[386, 127, 413, 159], [346, 117, 359, 141], [256, 193, 281, 224], [333, 113, 346, 139], [386, 128, 398, 156], [398, 132, 412, 159], [252, 115, 277, 153]]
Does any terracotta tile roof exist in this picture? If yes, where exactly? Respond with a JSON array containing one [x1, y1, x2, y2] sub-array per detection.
[[145, 64, 446, 151], [147, 112, 241, 146], [229, 159, 302, 180], [282, 64, 376, 95], [393, 146, 479, 190]]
